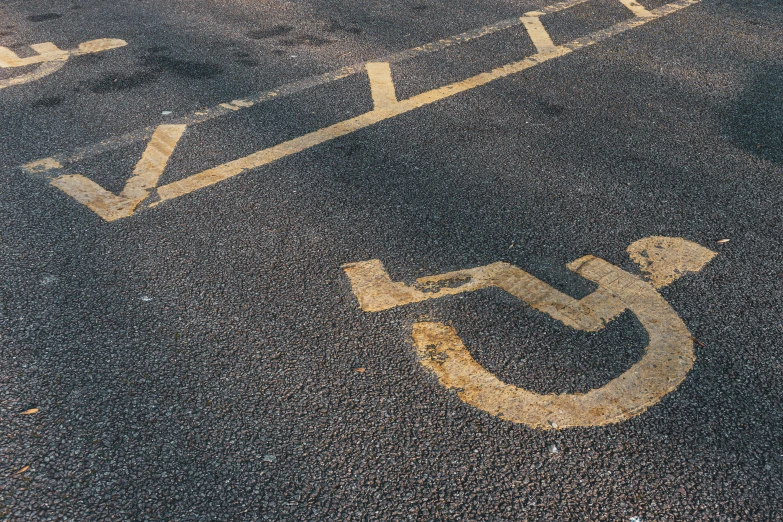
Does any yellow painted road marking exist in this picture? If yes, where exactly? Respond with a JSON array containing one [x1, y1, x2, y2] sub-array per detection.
[[151, 0, 699, 208], [343, 237, 716, 429], [0, 60, 67, 90], [19, 0, 596, 173], [122, 124, 187, 201], [0, 38, 127, 90], [0, 39, 127, 68], [520, 16, 561, 56], [0, 42, 69, 68], [42, 0, 701, 220], [366, 62, 398, 111], [618, 0, 655, 18], [627, 236, 717, 288], [51, 125, 186, 221]]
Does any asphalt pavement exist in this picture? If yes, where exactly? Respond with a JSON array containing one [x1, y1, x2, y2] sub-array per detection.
[[1, 0, 782, 519]]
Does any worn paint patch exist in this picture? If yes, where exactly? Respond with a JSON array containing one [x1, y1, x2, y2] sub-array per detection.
[[627, 236, 717, 288], [22, 157, 62, 173]]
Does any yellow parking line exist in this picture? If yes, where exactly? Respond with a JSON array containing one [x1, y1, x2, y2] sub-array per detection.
[[152, 0, 700, 209], [52, 125, 186, 221], [32, 0, 700, 219], [366, 62, 399, 111], [520, 15, 562, 56], [1, 38, 126, 90], [22, 0, 593, 173]]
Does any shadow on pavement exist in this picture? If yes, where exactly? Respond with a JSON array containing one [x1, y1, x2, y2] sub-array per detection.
[[726, 65, 783, 165]]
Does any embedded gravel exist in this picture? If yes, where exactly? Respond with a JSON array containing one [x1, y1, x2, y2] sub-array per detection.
[[1, 0, 782, 519]]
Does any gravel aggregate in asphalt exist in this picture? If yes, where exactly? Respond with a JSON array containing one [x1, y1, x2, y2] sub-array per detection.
[[1, 0, 782, 519]]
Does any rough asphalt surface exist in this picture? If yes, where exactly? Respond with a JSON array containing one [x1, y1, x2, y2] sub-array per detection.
[[1, 0, 782, 519]]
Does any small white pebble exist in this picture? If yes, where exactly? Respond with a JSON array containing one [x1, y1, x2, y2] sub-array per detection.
[[161, 111, 172, 115], [140, 295, 153, 302], [549, 444, 559, 454]]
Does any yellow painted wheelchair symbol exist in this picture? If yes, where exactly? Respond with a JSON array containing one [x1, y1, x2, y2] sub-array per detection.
[[0, 38, 126, 90], [342, 236, 716, 429]]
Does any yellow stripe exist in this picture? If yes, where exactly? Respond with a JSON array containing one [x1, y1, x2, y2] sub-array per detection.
[[22, 0, 594, 173], [154, 0, 698, 207], [366, 62, 398, 111], [520, 16, 561, 55]]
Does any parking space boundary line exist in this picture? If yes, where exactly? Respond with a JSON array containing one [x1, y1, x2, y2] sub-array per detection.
[[22, 0, 594, 174], [150, 0, 702, 208]]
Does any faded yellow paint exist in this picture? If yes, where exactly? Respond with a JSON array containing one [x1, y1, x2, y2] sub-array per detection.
[[51, 124, 186, 221], [366, 62, 398, 111], [618, 0, 654, 17], [0, 38, 126, 90], [21, 157, 62, 173], [21, 0, 595, 174], [142, 0, 702, 213], [39, 0, 700, 219], [73, 39, 127, 55], [627, 235, 717, 288], [520, 16, 561, 56], [0, 42, 68, 68], [343, 237, 716, 429], [0, 59, 67, 91], [341, 259, 625, 331], [51, 174, 138, 221], [0, 38, 126, 68], [123, 124, 187, 201]]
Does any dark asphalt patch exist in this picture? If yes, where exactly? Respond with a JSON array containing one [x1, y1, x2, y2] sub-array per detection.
[[326, 19, 363, 36], [142, 53, 224, 80], [90, 69, 159, 93], [279, 34, 334, 47], [247, 25, 294, 40], [30, 95, 63, 108], [26, 13, 62, 23]]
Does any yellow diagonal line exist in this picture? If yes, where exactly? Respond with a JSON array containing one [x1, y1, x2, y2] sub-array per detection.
[[153, 0, 699, 208], [121, 124, 187, 201], [51, 124, 186, 221], [366, 62, 398, 111]]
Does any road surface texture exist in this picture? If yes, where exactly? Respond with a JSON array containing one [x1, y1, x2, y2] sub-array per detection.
[[1, 0, 782, 519]]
